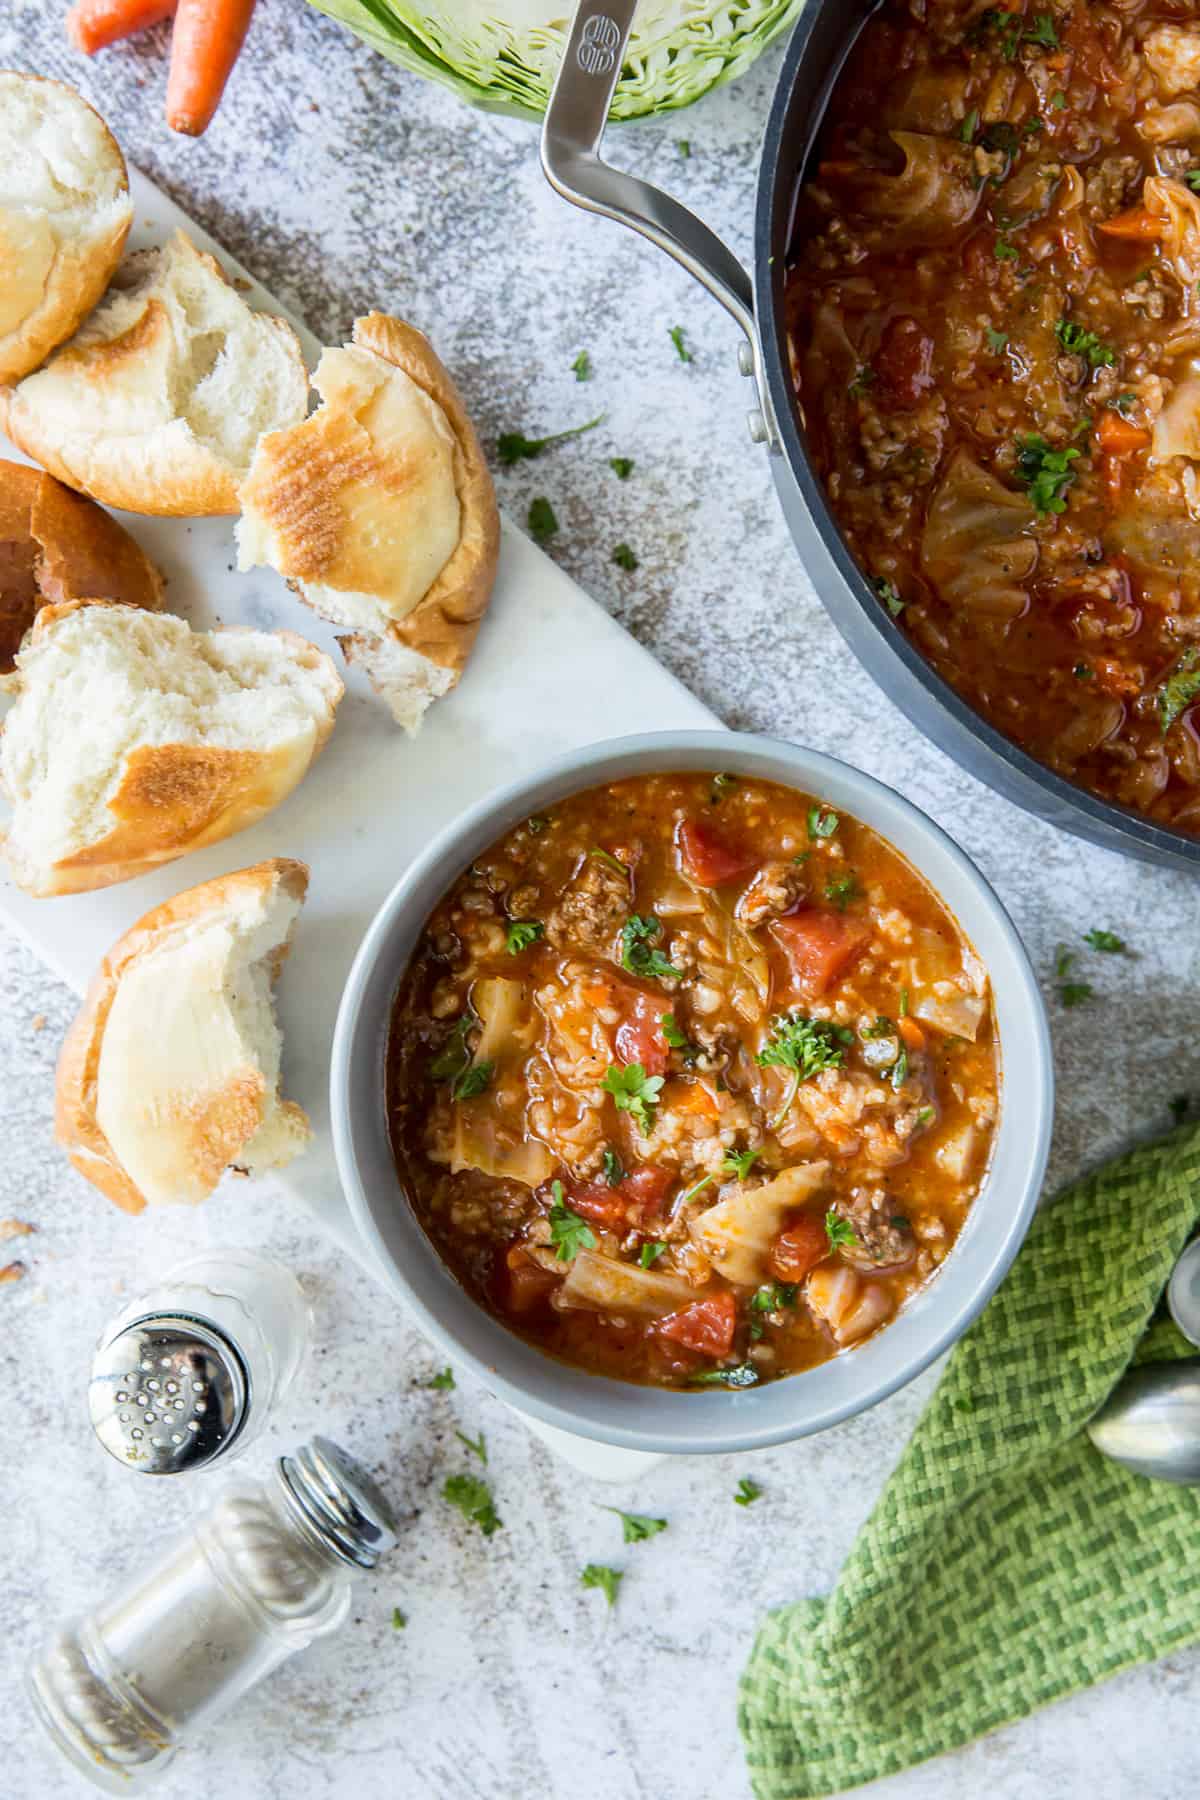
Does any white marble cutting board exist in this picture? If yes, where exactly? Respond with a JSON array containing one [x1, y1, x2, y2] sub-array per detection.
[[0, 172, 717, 1468]]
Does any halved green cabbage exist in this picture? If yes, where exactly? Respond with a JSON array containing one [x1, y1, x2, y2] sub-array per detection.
[[307, 0, 807, 120]]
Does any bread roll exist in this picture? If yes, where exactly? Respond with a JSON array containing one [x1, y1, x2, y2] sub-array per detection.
[[0, 599, 342, 896], [0, 457, 163, 673], [0, 229, 307, 515], [237, 311, 499, 733], [55, 859, 311, 1213], [0, 72, 133, 385]]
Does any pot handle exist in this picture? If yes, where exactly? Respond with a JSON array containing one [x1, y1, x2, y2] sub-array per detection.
[[540, 0, 780, 451]]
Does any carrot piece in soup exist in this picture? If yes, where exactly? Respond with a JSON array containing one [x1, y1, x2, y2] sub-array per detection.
[[503, 1246, 559, 1314], [1096, 206, 1164, 241], [677, 819, 757, 887], [658, 1290, 737, 1357], [768, 1215, 828, 1283], [770, 911, 869, 998]]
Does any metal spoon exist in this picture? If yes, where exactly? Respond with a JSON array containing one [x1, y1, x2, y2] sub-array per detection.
[[1085, 1238, 1200, 1485]]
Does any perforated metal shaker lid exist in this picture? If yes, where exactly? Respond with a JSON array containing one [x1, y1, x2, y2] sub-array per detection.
[[277, 1437, 398, 1569], [89, 1312, 249, 1474]]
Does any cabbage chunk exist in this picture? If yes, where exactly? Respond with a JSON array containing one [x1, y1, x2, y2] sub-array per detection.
[[920, 449, 1037, 621], [829, 132, 981, 250], [558, 1250, 696, 1317], [691, 1161, 829, 1287]]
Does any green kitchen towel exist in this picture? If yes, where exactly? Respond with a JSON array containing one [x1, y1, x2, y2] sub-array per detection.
[[740, 1121, 1200, 1798]]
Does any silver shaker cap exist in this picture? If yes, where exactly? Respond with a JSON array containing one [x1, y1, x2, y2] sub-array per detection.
[[89, 1313, 249, 1474], [277, 1437, 398, 1569]]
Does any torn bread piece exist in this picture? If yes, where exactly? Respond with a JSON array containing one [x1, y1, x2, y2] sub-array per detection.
[[0, 229, 307, 515], [0, 599, 342, 896], [55, 859, 311, 1213], [0, 457, 163, 674], [0, 72, 133, 385], [237, 310, 499, 733]]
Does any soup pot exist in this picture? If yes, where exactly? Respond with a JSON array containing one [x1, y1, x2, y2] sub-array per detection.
[[331, 730, 1052, 1454], [541, 2, 1200, 873]]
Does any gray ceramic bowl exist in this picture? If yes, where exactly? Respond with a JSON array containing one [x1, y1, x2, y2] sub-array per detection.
[[331, 731, 1053, 1453]]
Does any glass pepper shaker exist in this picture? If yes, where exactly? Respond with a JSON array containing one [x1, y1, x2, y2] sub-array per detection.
[[88, 1250, 311, 1473], [28, 1437, 397, 1791]]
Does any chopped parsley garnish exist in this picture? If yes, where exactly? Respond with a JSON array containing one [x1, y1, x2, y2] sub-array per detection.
[[1156, 647, 1200, 733], [875, 577, 905, 617], [602, 1147, 625, 1187], [443, 1473, 502, 1536], [527, 814, 550, 833], [392, 1607, 407, 1629], [807, 805, 840, 840], [548, 1180, 598, 1261], [497, 414, 603, 465], [621, 914, 681, 982], [1054, 945, 1075, 980], [1110, 393, 1137, 418], [677, 138, 691, 157], [1015, 433, 1080, 516], [1052, 90, 1066, 109], [426, 1367, 455, 1390], [889, 1047, 910, 1091], [602, 1062, 664, 1135], [688, 1362, 760, 1388], [725, 1147, 761, 1181], [1084, 928, 1126, 954], [588, 844, 628, 876], [751, 1281, 797, 1314], [915, 1106, 934, 1128], [848, 364, 875, 397], [506, 919, 544, 954], [1054, 317, 1115, 369], [994, 236, 1019, 261], [759, 1014, 854, 1129], [669, 325, 693, 363], [451, 1061, 493, 1102], [661, 1013, 699, 1060], [455, 1429, 487, 1464], [572, 349, 591, 382], [984, 9, 1057, 57], [826, 1211, 859, 1253], [825, 872, 860, 911], [527, 496, 558, 545], [580, 1563, 623, 1606], [1060, 982, 1093, 1008], [899, 987, 910, 1017], [609, 456, 635, 479], [1186, 171, 1200, 193], [1024, 12, 1059, 50], [862, 1016, 896, 1040], [599, 1505, 667, 1542], [734, 1477, 763, 1506], [959, 107, 979, 143], [430, 1012, 477, 1082], [710, 772, 736, 803], [639, 1241, 667, 1267], [612, 542, 639, 571], [985, 325, 1009, 354], [1073, 663, 1094, 681]]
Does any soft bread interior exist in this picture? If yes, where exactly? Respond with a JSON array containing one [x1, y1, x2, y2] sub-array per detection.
[[1, 230, 307, 511], [236, 341, 462, 628], [0, 72, 131, 347], [0, 602, 341, 889], [338, 628, 456, 736], [94, 869, 309, 1206]]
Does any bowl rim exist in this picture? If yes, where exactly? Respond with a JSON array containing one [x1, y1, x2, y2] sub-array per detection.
[[330, 730, 1054, 1453]]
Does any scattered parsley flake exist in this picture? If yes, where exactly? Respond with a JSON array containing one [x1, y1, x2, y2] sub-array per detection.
[[724, 1147, 761, 1181], [660, 1013, 697, 1059], [1084, 928, 1126, 954], [1111, 393, 1137, 418], [527, 815, 550, 833], [759, 1014, 853, 1128], [602, 1062, 664, 1135], [427, 1367, 455, 1391], [572, 349, 592, 381], [443, 1473, 502, 1536], [602, 1147, 625, 1187], [600, 1506, 667, 1543], [750, 1281, 797, 1315], [612, 542, 639, 571], [710, 771, 736, 803], [915, 1106, 935, 1128], [506, 919, 544, 954], [985, 325, 1009, 354], [527, 496, 558, 545], [807, 805, 840, 840], [1054, 317, 1115, 369], [581, 1564, 623, 1606], [609, 455, 635, 479], [688, 1362, 760, 1388], [588, 845, 628, 875], [734, 1477, 763, 1506], [392, 1607, 407, 1630], [1073, 663, 1094, 681], [669, 325, 692, 363], [678, 138, 691, 158], [875, 577, 905, 617], [621, 914, 681, 982], [848, 364, 875, 397], [826, 1211, 859, 1253], [639, 1241, 667, 1267], [959, 107, 979, 143], [1156, 647, 1200, 733], [825, 872, 860, 911], [1187, 171, 1200, 194], [994, 236, 1019, 261], [1015, 433, 1080, 516], [497, 414, 603, 464], [890, 1046, 910, 1091], [1060, 982, 1094, 1008], [1052, 89, 1066, 109], [899, 987, 910, 1017], [430, 1012, 476, 1082], [548, 1180, 598, 1262], [450, 1061, 493, 1101], [455, 1429, 487, 1465]]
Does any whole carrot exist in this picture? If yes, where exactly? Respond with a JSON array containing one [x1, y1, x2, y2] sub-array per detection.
[[67, 0, 177, 55], [165, 0, 256, 136]]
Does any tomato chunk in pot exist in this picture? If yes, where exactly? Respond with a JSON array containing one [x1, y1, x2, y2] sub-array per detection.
[[568, 1165, 674, 1228], [614, 989, 670, 1077], [657, 1290, 737, 1357], [770, 911, 869, 998], [677, 819, 758, 887], [768, 1214, 828, 1283]]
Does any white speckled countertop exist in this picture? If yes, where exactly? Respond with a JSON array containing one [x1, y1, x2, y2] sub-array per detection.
[[1, 5, 1198, 1796]]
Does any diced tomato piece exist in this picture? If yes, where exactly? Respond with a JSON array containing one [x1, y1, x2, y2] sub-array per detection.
[[770, 911, 869, 998], [874, 315, 935, 411], [768, 1215, 829, 1283], [677, 818, 758, 887], [567, 1164, 674, 1229], [502, 1246, 559, 1315], [614, 989, 670, 1077], [657, 1290, 737, 1358]]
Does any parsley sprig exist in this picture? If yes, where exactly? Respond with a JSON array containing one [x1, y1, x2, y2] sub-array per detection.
[[758, 1014, 854, 1128], [599, 1506, 668, 1543], [581, 1564, 623, 1606], [621, 914, 681, 982], [826, 1212, 859, 1253], [734, 1477, 763, 1506], [1015, 433, 1079, 516], [548, 1180, 598, 1261], [443, 1473, 502, 1536], [1054, 317, 1115, 369], [602, 1063, 664, 1135], [506, 919, 544, 954], [1156, 646, 1200, 733], [498, 414, 603, 465]]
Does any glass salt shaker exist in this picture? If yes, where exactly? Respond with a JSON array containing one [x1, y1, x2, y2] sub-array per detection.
[[28, 1437, 397, 1791], [88, 1251, 311, 1473]]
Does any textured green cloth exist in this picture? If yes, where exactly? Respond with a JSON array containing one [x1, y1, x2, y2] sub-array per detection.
[[740, 1122, 1200, 1798]]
